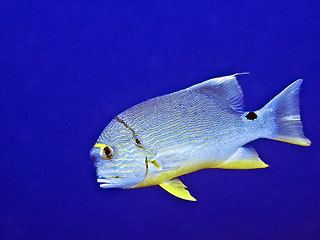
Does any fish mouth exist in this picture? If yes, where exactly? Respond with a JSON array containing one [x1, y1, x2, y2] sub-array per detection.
[[97, 177, 122, 188]]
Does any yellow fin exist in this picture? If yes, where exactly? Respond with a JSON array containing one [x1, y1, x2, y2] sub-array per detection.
[[148, 159, 161, 169], [218, 147, 269, 169], [273, 136, 311, 146], [159, 178, 197, 201]]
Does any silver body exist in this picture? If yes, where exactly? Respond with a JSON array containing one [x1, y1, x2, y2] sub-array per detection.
[[90, 72, 311, 195], [91, 74, 278, 189]]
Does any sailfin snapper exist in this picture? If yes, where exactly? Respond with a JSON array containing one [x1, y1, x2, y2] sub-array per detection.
[[90, 73, 311, 201]]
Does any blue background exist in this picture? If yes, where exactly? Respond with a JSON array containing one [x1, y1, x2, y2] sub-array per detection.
[[1, 1, 319, 239]]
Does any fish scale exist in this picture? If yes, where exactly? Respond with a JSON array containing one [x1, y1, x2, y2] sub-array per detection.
[[119, 91, 240, 155]]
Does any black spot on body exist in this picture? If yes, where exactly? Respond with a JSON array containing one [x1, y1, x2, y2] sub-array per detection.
[[246, 111, 258, 120]]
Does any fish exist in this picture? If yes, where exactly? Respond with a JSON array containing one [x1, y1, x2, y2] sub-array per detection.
[[90, 73, 311, 201]]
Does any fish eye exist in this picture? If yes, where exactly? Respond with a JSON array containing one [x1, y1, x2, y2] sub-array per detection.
[[101, 145, 113, 160]]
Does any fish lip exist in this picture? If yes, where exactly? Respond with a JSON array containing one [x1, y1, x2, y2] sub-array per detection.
[[97, 177, 122, 188], [97, 176, 122, 182], [99, 183, 110, 188], [97, 178, 109, 183]]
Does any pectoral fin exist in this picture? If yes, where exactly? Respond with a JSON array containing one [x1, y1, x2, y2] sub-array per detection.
[[159, 178, 197, 201], [148, 159, 162, 169], [218, 147, 269, 169]]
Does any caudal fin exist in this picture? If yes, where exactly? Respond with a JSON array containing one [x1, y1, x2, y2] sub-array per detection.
[[263, 79, 311, 146]]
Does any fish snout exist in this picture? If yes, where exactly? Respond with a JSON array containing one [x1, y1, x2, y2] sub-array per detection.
[[90, 147, 100, 161]]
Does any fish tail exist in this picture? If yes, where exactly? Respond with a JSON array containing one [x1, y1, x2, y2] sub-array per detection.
[[261, 79, 311, 146]]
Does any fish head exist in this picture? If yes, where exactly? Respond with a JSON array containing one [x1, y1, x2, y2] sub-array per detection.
[[90, 119, 147, 189]]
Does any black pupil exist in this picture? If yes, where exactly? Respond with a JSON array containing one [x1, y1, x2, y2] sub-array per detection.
[[246, 111, 258, 120], [103, 147, 112, 157]]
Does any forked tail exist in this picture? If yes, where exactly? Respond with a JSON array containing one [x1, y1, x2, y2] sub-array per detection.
[[261, 79, 311, 146]]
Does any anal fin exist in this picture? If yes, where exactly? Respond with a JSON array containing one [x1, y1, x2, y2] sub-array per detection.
[[218, 147, 269, 169], [159, 178, 197, 201]]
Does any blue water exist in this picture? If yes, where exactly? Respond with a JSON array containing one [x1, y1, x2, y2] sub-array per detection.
[[1, 1, 319, 239]]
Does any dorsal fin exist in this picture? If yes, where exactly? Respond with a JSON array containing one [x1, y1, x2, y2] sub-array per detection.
[[187, 73, 248, 111]]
